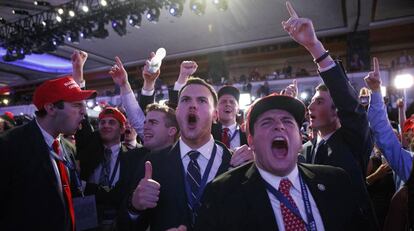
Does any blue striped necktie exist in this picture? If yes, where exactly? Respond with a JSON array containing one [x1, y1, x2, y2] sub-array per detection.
[[186, 150, 202, 224]]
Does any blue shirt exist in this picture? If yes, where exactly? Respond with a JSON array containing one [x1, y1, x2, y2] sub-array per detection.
[[368, 91, 413, 182]]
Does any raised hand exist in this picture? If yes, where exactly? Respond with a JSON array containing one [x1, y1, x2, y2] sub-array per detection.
[[364, 57, 382, 92], [71, 50, 88, 69], [71, 50, 88, 84], [177, 61, 198, 84], [131, 161, 161, 211], [109, 56, 129, 87], [230, 144, 254, 167], [282, 2, 319, 49], [142, 52, 161, 90], [280, 79, 298, 98]]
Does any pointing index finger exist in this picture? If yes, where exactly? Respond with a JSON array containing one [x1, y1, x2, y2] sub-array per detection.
[[286, 1, 299, 18], [373, 57, 379, 75]]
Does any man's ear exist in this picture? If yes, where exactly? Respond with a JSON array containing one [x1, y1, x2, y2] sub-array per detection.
[[44, 102, 57, 116], [212, 108, 218, 122], [247, 134, 254, 151], [168, 126, 178, 137]]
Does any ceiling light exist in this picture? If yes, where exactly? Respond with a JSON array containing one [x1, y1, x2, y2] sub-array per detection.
[[128, 14, 141, 28], [112, 19, 127, 36], [81, 5, 89, 13], [67, 31, 79, 43], [212, 0, 227, 11], [57, 8, 64, 15], [68, 10, 75, 17], [146, 8, 160, 23], [190, 0, 206, 16], [34, 1, 51, 6], [12, 10, 30, 15], [100, 0, 107, 6], [56, 15, 62, 22], [169, 1, 183, 17]]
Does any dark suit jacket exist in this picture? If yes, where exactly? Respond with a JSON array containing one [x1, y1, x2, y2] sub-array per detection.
[[0, 120, 71, 230], [211, 122, 248, 147], [195, 162, 363, 231], [130, 141, 232, 231], [300, 63, 378, 230]]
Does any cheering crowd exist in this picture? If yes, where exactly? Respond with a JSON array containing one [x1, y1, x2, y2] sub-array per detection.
[[1, 2, 414, 231]]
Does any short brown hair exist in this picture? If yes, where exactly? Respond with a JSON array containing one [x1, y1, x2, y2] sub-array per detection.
[[146, 103, 179, 132], [178, 77, 218, 107], [315, 84, 336, 110]]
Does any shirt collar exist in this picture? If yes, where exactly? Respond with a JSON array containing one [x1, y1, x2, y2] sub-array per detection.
[[180, 135, 215, 160], [35, 118, 57, 148], [256, 164, 301, 192], [104, 143, 122, 159], [317, 130, 335, 143], [223, 122, 237, 134]]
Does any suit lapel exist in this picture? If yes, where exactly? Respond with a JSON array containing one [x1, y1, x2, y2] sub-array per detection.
[[215, 142, 231, 176], [30, 121, 63, 201], [163, 142, 191, 222], [242, 164, 279, 231], [298, 164, 334, 230]]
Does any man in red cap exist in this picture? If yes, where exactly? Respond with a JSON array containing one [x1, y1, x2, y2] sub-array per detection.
[[0, 76, 96, 231], [77, 106, 142, 230]]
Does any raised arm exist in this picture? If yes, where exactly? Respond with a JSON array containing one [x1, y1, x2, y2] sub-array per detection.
[[109, 56, 145, 139], [365, 57, 413, 181]]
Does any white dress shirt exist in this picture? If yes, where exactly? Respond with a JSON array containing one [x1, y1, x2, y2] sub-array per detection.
[[257, 165, 325, 231], [88, 143, 121, 187], [179, 136, 223, 183]]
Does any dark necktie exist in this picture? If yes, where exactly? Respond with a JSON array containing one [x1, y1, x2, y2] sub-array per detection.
[[314, 140, 328, 164], [221, 127, 231, 148], [279, 179, 306, 231], [99, 148, 112, 186], [53, 139, 75, 231], [186, 150, 202, 225]]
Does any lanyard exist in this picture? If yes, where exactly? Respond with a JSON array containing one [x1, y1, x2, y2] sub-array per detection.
[[184, 144, 217, 207], [49, 144, 84, 196], [107, 154, 121, 187], [264, 175, 317, 231], [228, 126, 239, 144]]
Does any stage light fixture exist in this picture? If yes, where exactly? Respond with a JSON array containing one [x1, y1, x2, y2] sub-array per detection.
[[81, 5, 89, 13], [146, 8, 160, 22], [12, 10, 30, 15], [100, 0, 108, 7], [93, 21, 109, 39], [67, 31, 79, 43], [34, 1, 51, 6], [57, 8, 64, 15], [190, 0, 206, 16], [169, 1, 183, 17], [56, 15, 62, 22], [68, 10, 75, 17], [0, 17, 6, 24], [112, 19, 127, 36], [128, 14, 141, 28], [212, 0, 227, 11]]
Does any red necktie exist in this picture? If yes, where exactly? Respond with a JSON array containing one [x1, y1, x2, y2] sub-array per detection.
[[221, 127, 230, 148], [53, 140, 75, 231], [279, 179, 306, 231]]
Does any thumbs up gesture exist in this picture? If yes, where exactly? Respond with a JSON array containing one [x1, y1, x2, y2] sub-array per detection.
[[364, 57, 382, 92], [131, 161, 161, 211]]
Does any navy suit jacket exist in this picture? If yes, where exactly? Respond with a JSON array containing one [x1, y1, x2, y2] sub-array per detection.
[[195, 163, 364, 231], [130, 141, 232, 231], [0, 120, 71, 230]]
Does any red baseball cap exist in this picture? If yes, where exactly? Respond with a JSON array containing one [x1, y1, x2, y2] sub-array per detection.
[[403, 115, 414, 133], [98, 107, 127, 126], [33, 77, 96, 110]]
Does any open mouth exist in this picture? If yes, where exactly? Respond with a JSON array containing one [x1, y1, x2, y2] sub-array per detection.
[[143, 132, 153, 140], [271, 137, 288, 157], [188, 114, 198, 128]]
